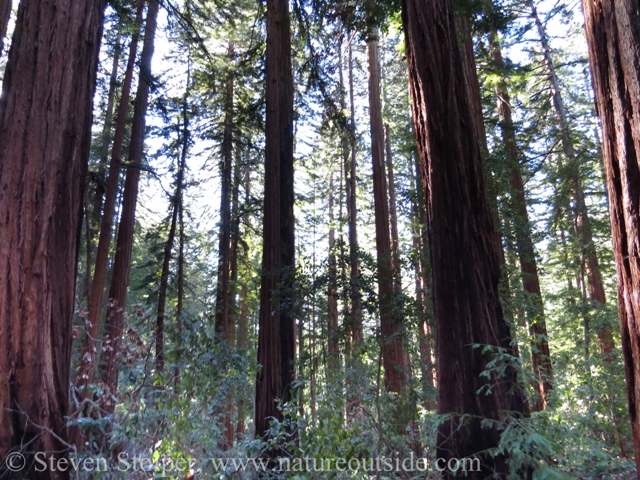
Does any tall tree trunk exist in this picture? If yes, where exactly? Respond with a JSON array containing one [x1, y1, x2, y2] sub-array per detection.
[[236, 164, 250, 436], [401, 0, 525, 474], [458, 13, 528, 411], [0, 0, 11, 57], [155, 78, 188, 373], [410, 152, 437, 409], [254, 0, 295, 442], [529, 0, 615, 360], [582, 0, 640, 467], [99, 0, 160, 410], [85, 28, 122, 300], [215, 42, 235, 345], [347, 41, 363, 347], [327, 173, 340, 371], [174, 181, 185, 390], [489, 34, 553, 409], [384, 124, 402, 294], [367, 33, 410, 424], [77, 0, 144, 396], [0, 0, 106, 475], [213, 42, 236, 450]]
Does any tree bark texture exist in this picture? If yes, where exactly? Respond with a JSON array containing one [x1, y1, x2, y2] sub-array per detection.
[[254, 0, 295, 440], [401, 0, 522, 474], [582, 0, 640, 466], [0, 0, 106, 475]]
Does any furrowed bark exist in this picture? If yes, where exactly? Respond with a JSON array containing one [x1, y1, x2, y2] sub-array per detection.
[[401, 0, 525, 474], [582, 0, 640, 466], [254, 0, 295, 442], [0, 0, 106, 475]]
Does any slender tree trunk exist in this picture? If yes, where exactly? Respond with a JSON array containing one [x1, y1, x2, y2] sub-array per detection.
[[254, 0, 295, 442], [85, 29, 122, 301], [236, 165, 249, 437], [215, 42, 235, 345], [401, 0, 526, 474], [490, 35, 553, 409], [155, 80, 188, 373], [328, 173, 340, 371], [0, 0, 11, 57], [530, 0, 615, 360], [367, 33, 410, 425], [77, 0, 144, 395], [347, 41, 363, 347], [384, 124, 402, 294], [174, 185, 185, 390], [100, 0, 160, 410], [0, 0, 106, 475], [582, 0, 640, 466], [410, 152, 437, 409]]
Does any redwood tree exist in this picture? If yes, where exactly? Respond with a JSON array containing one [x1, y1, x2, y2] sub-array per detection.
[[401, 0, 523, 473], [0, 0, 106, 475], [254, 0, 296, 441], [100, 0, 160, 407], [582, 0, 640, 467]]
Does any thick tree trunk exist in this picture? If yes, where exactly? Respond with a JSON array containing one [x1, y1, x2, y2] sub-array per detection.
[[367, 34, 410, 416], [401, 0, 525, 474], [0, 0, 106, 475], [582, 0, 640, 466], [254, 0, 295, 441], [458, 14, 528, 414], [100, 0, 160, 409], [490, 35, 553, 409], [0, 0, 11, 56], [77, 0, 144, 396], [530, 0, 615, 360]]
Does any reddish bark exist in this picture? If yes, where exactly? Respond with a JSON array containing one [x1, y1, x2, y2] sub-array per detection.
[[582, 0, 640, 466], [0, 0, 106, 475], [401, 0, 524, 473], [99, 0, 160, 409], [254, 0, 296, 440], [77, 0, 145, 395], [367, 35, 410, 413]]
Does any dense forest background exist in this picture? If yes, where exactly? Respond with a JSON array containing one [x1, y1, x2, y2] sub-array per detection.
[[0, 0, 639, 478]]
